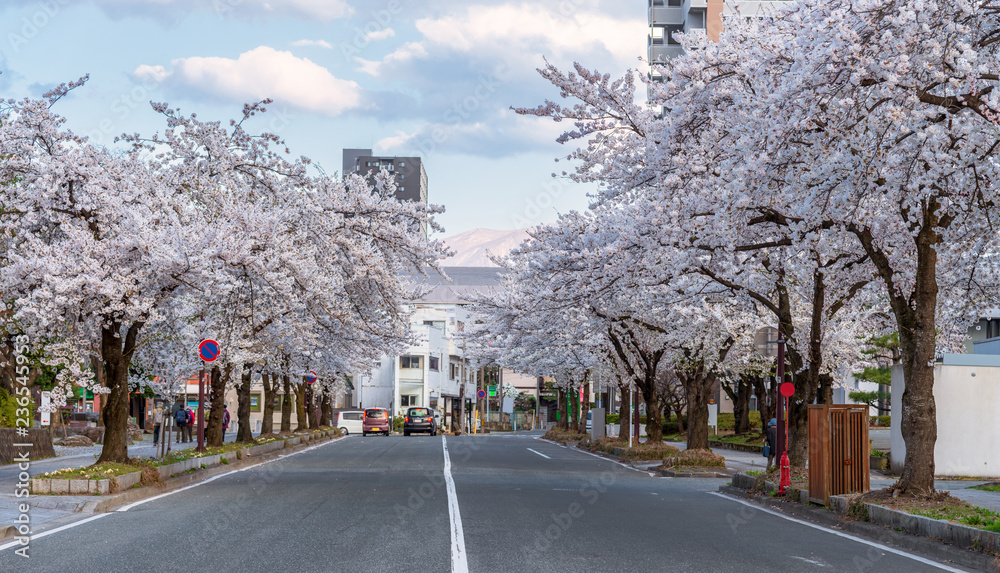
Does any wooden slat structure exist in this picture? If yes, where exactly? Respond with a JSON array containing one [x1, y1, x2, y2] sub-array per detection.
[[808, 404, 870, 506]]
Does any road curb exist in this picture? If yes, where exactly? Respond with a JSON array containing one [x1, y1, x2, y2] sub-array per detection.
[[30, 434, 343, 516], [717, 486, 1000, 572]]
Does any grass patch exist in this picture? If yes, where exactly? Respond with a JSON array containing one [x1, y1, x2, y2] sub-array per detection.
[[970, 483, 1000, 493], [765, 465, 809, 484], [745, 470, 765, 477], [40, 462, 141, 480], [618, 442, 682, 461], [856, 489, 1000, 533], [709, 432, 765, 446], [871, 449, 887, 458], [147, 442, 246, 466], [588, 437, 626, 454], [660, 448, 726, 469], [543, 428, 589, 443]]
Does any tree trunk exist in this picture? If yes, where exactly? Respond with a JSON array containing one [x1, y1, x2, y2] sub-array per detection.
[[236, 365, 254, 443], [97, 321, 144, 464], [729, 376, 752, 434], [681, 370, 712, 451], [307, 385, 319, 430], [261, 372, 275, 435], [280, 375, 292, 433], [321, 393, 332, 427], [619, 383, 631, 440], [854, 218, 940, 494], [752, 375, 771, 438], [641, 381, 663, 442], [206, 365, 227, 448], [558, 387, 569, 430], [295, 382, 307, 431]]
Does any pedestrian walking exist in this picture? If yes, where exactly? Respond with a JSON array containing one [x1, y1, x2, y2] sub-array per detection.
[[152, 405, 164, 447], [223, 405, 231, 433], [765, 417, 777, 472], [175, 405, 192, 443]]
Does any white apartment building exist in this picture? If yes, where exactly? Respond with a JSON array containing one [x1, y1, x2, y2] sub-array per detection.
[[351, 267, 503, 431]]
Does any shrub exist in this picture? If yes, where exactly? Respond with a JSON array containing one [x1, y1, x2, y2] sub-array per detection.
[[870, 415, 891, 427], [663, 448, 727, 469], [619, 442, 682, 461], [605, 414, 620, 424], [543, 428, 589, 443], [0, 388, 35, 428]]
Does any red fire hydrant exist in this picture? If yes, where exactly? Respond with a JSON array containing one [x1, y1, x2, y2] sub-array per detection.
[[779, 451, 791, 495]]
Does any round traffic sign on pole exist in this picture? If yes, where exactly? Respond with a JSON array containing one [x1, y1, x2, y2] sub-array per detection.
[[198, 339, 220, 362], [477, 389, 486, 399], [779, 382, 795, 398], [306, 370, 317, 384]]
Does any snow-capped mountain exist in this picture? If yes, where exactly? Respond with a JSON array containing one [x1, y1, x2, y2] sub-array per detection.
[[440, 228, 530, 267]]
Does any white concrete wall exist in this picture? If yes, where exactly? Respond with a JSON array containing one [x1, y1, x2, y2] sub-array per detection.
[[891, 355, 1000, 477]]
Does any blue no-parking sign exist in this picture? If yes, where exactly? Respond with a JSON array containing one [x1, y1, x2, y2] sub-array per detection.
[[198, 339, 220, 362]]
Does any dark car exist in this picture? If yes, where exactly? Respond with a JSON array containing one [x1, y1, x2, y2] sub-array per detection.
[[403, 407, 437, 436], [362, 408, 391, 436]]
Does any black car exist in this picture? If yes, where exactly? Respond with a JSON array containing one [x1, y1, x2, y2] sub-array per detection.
[[403, 407, 437, 436]]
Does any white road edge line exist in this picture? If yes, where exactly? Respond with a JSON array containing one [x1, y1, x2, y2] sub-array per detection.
[[527, 448, 551, 459], [442, 436, 469, 573], [0, 436, 345, 553], [707, 492, 970, 573], [0, 514, 110, 552]]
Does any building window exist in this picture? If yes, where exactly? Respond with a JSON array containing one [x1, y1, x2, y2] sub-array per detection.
[[430, 356, 440, 371], [399, 174, 405, 180], [666, 24, 684, 45], [401, 395, 419, 407], [450, 363, 458, 380], [400, 356, 422, 369], [400, 161, 406, 167]]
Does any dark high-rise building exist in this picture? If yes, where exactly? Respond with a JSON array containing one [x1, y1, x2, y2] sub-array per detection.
[[342, 148, 428, 205]]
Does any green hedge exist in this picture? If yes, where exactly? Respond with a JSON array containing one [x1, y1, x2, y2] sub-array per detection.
[[870, 415, 890, 427]]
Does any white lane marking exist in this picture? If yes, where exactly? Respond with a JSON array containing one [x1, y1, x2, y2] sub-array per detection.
[[116, 437, 343, 512], [0, 514, 110, 551], [527, 448, 551, 459], [708, 492, 971, 573], [442, 437, 469, 573], [0, 437, 345, 553]]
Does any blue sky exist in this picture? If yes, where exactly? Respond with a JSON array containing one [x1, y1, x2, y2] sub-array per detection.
[[0, 0, 646, 237]]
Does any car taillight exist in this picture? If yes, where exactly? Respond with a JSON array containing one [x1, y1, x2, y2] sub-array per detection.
[[405, 417, 410, 423]]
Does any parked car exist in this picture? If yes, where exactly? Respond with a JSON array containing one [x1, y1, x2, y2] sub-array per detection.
[[362, 408, 391, 436], [333, 410, 364, 436], [403, 407, 437, 436]]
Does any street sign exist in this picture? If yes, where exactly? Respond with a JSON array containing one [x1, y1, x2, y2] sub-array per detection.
[[488, 385, 497, 397], [40, 391, 51, 426], [780, 382, 795, 398], [477, 389, 486, 399], [198, 339, 220, 362], [306, 370, 317, 384], [753, 327, 779, 359]]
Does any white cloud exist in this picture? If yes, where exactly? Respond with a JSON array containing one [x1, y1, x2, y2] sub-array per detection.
[[134, 47, 364, 116], [370, 4, 645, 77], [292, 39, 333, 49], [365, 27, 396, 42], [358, 41, 428, 76], [3, 0, 353, 23]]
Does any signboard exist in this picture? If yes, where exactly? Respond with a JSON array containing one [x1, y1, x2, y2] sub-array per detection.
[[488, 385, 497, 397], [780, 382, 796, 398], [306, 370, 317, 384], [708, 403, 718, 429], [477, 389, 486, 399], [40, 391, 51, 426], [198, 339, 220, 362], [501, 397, 514, 414], [754, 327, 779, 359]]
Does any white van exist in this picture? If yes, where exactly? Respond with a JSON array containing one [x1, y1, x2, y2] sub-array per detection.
[[333, 410, 364, 435]]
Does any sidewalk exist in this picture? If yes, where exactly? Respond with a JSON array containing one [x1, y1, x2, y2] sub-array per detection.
[[1, 431, 247, 534], [669, 439, 1000, 514]]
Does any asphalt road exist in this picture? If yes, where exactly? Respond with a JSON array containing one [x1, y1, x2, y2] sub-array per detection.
[[0, 433, 980, 573]]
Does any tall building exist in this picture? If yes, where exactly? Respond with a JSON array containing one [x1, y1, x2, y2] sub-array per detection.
[[342, 148, 428, 205], [648, 0, 788, 77]]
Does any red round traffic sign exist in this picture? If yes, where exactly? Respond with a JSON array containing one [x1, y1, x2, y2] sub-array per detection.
[[779, 382, 795, 398], [477, 389, 486, 399], [198, 339, 220, 362], [306, 370, 317, 384]]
